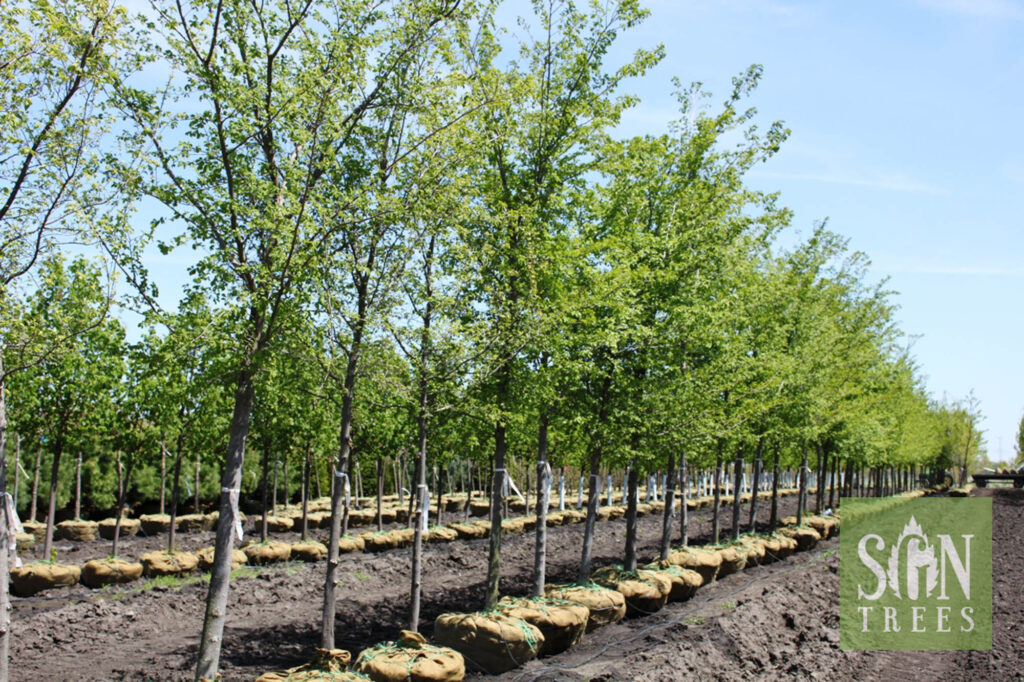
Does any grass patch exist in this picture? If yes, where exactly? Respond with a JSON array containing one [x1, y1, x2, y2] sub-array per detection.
[[720, 601, 737, 610], [685, 615, 706, 625], [353, 570, 371, 582]]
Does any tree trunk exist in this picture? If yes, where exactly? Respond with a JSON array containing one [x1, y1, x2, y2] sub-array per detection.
[[301, 447, 310, 541], [193, 451, 201, 514], [408, 388, 429, 631], [815, 443, 825, 514], [828, 452, 838, 509], [732, 450, 743, 541], [12, 435, 20, 517], [74, 452, 82, 519], [42, 429, 66, 560], [624, 462, 639, 572], [659, 450, 676, 561], [159, 442, 167, 515], [796, 446, 808, 525], [712, 442, 723, 544], [271, 451, 280, 512], [111, 457, 136, 558], [194, 368, 255, 681], [1, 349, 13, 682], [376, 459, 384, 532], [30, 436, 41, 522], [769, 443, 780, 528], [578, 377, 611, 581], [748, 439, 763, 532], [168, 433, 184, 554], [485, 420, 507, 608], [321, 319, 363, 650], [260, 439, 271, 543], [282, 453, 289, 507], [533, 411, 550, 596]]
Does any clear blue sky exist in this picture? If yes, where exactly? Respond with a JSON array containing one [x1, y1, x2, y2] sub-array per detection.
[[601, 0, 1023, 460]]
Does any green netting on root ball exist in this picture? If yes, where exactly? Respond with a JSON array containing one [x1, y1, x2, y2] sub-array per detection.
[[353, 630, 464, 682], [434, 611, 543, 674], [338, 535, 366, 554], [642, 561, 702, 602], [256, 648, 368, 681], [543, 583, 626, 632], [731, 537, 768, 567], [495, 596, 589, 655], [81, 558, 144, 588], [591, 566, 671, 616], [761, 532, 797, 561], [448, 523, 488, 540], [10, 562, 81, 596], [666, 547, 721, 585], [141, 550, 199, 577], [426, 526, 458, 543]]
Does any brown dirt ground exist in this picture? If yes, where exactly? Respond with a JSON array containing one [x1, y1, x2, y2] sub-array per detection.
[[12, 489, 1018, 681]]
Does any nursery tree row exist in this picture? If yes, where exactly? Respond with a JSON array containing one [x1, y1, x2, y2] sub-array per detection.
[[0, 0, 986, 680]]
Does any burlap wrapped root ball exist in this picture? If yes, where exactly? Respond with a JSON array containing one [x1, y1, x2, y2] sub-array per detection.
[[434, 612, 543, 674], [667, 547, 722, 585], [176, 514, 210, 533], [778, 525, 821, 551], [733, 537, 768, 566], [264, 515, 296, 533], [57, 519, 98, 542], [98, 517, 141, 540], [140, 514, 173, 535], [290, 540, 328, 562], [544, 583, 626, 632], [714, 546, 747, 578], [338, 535, 366, 554], [10, 562, 81, 596], [495, 596, 588, 655], [141, 550, 199, 577], [426, 526, 459, 543], [805, 515, 839, 539], [21, 520, 46, 541], [762, 533, 797, 561], [256, 648, 365, 681], [354, 630, 464, 682], [15, 532, 35, 550], [642, 562, 702, 602], [197, 546, 248, 571], [81, 558, 144, 588], [244, 540, 293, 565], [591, 566, 671, 616], [448, 523, 487, 540]]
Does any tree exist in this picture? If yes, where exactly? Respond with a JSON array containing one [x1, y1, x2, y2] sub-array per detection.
[[1016, 411, 1024, 467]]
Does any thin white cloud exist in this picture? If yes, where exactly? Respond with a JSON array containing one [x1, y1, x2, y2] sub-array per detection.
[[751, 169, 946, 194], [911, 0, 1024, 20]]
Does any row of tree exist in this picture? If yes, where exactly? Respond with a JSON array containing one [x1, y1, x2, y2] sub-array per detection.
[[0, 1, 986, 680]]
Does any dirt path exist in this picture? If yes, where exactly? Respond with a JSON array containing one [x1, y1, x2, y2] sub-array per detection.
[[11, 494, 807, 680]]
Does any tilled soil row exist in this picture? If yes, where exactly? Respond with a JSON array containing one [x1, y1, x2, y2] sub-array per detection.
[[11, 493, 811, 681]]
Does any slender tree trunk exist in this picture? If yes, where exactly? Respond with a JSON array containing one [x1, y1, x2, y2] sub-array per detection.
[[732, 449, 743, 541], [679, 452, 688, 546], [194, 367, 256, 681], [282, 453, 289, 507], [828, 453, 838, 509], [260, 439, 271, 543], [193, 451, 201, 514], [770, 443, 780, 528], [659, 450, 676, 561], [797, 446, 809, 525], [321, 318, 363, 650], [111, 457, 135, 558], [748, 439, 763, 532], [271, 451, 280, 512], [579, 377, 611, 580], [12, 435, 20, 517], [408, 387, 429, 631], [30, 436, 41, 522], [815, 443, 825, 514], [42, 429, 66, 560], [1, 350, 13, 682], [376, 459, 384, 532], [301, 447, 310, 541], [533, 410, 550, 596], [159, 443, 167, 515], [712, 441, 723, 544], [168, 432, 184, 554], [74, 452, 82, 520], [624, 462, 639, 572]]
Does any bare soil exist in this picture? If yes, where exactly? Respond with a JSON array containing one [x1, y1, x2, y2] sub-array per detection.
[[11, 490, 1019, 681]]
